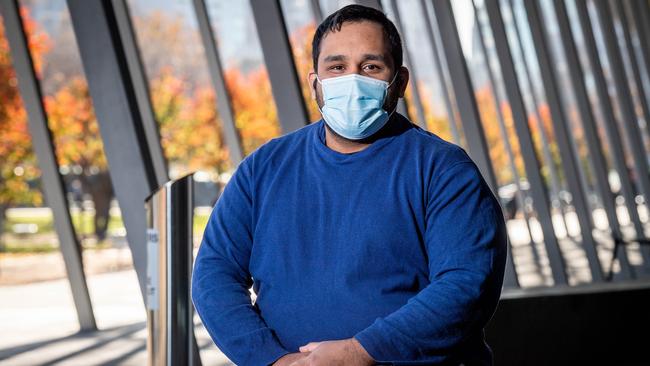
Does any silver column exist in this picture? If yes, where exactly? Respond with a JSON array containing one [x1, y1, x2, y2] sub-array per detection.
[[145, 174, 199, 366]]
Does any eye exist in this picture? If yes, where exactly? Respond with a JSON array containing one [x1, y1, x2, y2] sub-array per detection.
[[328, 65, 345, 72], [362, 64, 382, 72]]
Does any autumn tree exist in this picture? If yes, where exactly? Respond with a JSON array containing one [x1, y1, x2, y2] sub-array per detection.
[[0, 8, 49, 242]]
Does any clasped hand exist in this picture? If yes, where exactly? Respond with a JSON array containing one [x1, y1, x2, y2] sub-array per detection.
[[273, 338, 374, 366]]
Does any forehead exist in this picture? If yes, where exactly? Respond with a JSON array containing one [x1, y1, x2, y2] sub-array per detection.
[[318, 21, 391, 63]]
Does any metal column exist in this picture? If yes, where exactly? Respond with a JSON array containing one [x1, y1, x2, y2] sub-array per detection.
[[617, 0, 650, 172], [593, 0, 650, 217], [429, 0, 498, 194], [523, 0, 604, 281], [555, 0, 640, 278], [574, 0, 641, 273], [387, 0, 427, 129], [67, 0, 166, 299], [111, 0, 168, 186], [0, 0, 96, 331], [507, 0, 570, 236], [250, 0, 310, 133], [193, 0, 244, 164], [485, 0, 568, 285], [419, 0, 462, 145], [473, 0, 531, 288]]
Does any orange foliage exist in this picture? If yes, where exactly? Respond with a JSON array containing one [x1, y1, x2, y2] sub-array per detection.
[[0, 7, 50, 207], [43, 77, 107, 170]]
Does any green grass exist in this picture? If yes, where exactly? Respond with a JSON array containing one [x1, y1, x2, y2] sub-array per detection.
[[2, 211, 211, 253]]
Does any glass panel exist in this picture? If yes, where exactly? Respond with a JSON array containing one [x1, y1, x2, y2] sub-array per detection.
[[126, 0, 231, 181], [17, 0, 134, 329], [279, 0, 321, 122], [395, 0, 459, 143], [204, 0, 281, 155], [0, 9, 52, 265]]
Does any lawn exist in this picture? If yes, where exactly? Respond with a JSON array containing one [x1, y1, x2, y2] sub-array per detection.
[[1, 209, 211, 253]]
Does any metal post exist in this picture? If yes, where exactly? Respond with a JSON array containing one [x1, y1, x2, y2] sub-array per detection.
[[419, 0, 462, 145], [67, 0, 166, 298], [485, 0, 568, 285], [593, 0, 650, 216], [429, 0, 499, 195], [193, 0, 244, 164], [473, 0, 530, 288], [553, 0, 631, 269], [0, 0, 96, 331], [309, 0, 324, 22], [507, 0, 570, 235], [574, 0, 646, 259], [617, 0, 650, 172], [523, 0, 605, 281], [146, 174, 199, 366], [111, 0, 168, 186], [387, 0, 428, 129], [631, 0, 650, 95], [250, 0, 310, 132]]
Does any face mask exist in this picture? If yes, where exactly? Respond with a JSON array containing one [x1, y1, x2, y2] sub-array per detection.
[[317, 73, 398, 140]]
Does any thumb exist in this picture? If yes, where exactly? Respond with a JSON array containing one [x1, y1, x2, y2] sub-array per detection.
[[299, 342, 321, 352]]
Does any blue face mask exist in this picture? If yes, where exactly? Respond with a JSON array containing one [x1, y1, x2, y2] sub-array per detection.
[[317, 73, 398, 140]]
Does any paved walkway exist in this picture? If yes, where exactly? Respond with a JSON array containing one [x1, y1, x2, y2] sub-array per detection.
[[0, 270, 233, 365]]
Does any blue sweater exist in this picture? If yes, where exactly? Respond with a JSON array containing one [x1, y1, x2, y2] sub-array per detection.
[[191, 114, 507, 365]]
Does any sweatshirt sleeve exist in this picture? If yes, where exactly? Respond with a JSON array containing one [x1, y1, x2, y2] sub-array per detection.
[[191, 159, 289, 366], [354, 160, 507, 364]]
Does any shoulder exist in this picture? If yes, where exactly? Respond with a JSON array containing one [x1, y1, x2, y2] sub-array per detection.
[[238, 121, 318, 173], [401, 121, 473, 176]]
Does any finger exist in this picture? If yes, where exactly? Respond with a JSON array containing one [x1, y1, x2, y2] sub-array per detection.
[[299, 342, 321, 352]]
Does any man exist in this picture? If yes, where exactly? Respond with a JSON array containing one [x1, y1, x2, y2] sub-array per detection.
[[192, 5, 507, 366]]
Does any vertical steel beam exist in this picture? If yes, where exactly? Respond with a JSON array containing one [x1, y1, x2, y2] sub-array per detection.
[[485, 0, 568, 285], [111, 0, 168, 186], [67, 0, 162, 299], [250, 0, 310, 133], [0, 0, 96, 330], [553, 0, 622, 239], [523, 0, 604, 281], [554, 0, 639, 277], [617, 0, 650, 167], [574, 0, 642, 273], [593, 0, 650, 215], [473, 0, 531, 288], [419, 0, 462, 144], [631, 0, 650, 89], [309, 0, 324, 22], [507, 0, 570, 235], [429, 0, 499, 194], [193, 0, 244, 165], [388, 0, 427, 129]]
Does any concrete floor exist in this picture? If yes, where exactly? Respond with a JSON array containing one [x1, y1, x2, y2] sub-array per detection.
[[0, 270, 233, 365]]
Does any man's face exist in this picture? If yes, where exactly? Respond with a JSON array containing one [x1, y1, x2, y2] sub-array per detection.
[[308, 21, 408, 115]]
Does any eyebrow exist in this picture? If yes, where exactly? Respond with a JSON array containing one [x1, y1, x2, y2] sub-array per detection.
[[321, 53, 387, 63], [361, 54, 386, 62]]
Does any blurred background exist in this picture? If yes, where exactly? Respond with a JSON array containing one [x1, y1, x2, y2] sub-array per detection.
[[1, 0, 650, 364]]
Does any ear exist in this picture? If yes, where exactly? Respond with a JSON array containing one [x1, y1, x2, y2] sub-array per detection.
[[397, 66, 410, 98], [308, 71, 318, 100]]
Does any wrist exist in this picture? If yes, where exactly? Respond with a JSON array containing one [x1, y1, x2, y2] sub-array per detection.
[[350, 337, 374, 365]]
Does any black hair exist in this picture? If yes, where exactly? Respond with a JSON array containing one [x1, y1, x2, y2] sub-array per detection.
[[311, 4, 403, 72]]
